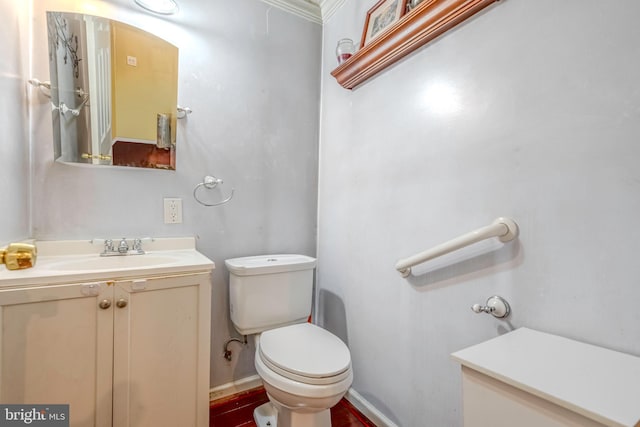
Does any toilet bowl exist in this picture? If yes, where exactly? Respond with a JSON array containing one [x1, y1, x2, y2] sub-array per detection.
[[253, 323, 353, 427], [225, 255, 353, 427]]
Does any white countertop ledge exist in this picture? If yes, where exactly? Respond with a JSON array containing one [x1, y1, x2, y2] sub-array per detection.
[[0, 238, 215, 287], [452, 327, 640, 427]]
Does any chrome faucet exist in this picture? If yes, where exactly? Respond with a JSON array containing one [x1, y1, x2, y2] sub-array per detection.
[[96, 237, 148, 256], [118, 238, 129, 254]]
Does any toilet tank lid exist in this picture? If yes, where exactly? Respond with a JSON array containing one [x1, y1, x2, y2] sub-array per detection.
[[225, 254, 316, 276]]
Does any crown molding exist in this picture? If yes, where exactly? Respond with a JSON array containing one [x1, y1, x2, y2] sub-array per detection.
[[258, 0, 346, 23], [318, 0, 346, 21], [259, 0, 322, 24]]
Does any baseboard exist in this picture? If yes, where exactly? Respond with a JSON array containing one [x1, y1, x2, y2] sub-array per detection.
[[209, 375, 263, 402], [345, 388, 399, 427], [209, 377, 397, 427]]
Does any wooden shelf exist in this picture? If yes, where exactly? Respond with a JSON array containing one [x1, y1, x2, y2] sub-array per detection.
[[331, 0, 498, 90]]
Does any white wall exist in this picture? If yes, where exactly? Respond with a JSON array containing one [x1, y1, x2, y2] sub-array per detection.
[[318, 1, 640, 425], [0, 0, 30, 245], [29, 0, 321, 387]]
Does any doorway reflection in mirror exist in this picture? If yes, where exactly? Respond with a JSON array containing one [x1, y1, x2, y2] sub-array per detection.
[[46, 11, 179, 170]]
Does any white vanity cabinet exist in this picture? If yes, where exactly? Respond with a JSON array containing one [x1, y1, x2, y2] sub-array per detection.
[[0, 281, 115, 426], [0, 271, 211, 427], [452, 328, 640, 427]]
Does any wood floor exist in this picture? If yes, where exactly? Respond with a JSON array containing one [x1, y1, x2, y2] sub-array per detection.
[[210, 387, 376, 427]]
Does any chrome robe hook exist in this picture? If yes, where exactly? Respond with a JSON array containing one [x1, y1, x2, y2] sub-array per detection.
[[193, 175, 235, 207]]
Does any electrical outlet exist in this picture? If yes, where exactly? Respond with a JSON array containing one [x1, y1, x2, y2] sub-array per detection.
[[163, 198, 183, 224]]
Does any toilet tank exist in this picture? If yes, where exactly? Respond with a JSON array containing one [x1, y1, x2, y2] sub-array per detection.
[[225, 254, 316, 335]]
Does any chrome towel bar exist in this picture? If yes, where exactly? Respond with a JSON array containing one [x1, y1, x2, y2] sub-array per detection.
[[395, 217, 519, 277]]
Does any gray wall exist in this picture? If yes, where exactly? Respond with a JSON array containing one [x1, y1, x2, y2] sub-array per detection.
[[0, 0, 30, 245], [29, 0, 321, 387], [318, 1, 640, 425]]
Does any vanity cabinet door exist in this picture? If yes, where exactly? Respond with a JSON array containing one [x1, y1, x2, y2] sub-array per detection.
[[112, 273, 211, 427], [0, 282, 114, 427]]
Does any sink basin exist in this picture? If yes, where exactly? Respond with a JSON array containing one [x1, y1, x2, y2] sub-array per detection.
[[0, 238, 215, 288], [48, 254, 180, 271]]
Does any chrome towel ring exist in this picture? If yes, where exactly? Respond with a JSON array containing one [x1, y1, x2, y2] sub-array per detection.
[[193, 175, 235, 207]]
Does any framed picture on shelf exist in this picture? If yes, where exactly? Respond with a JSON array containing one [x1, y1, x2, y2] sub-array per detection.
[[361, 0, 408, 48], [407, 0, 428, 12]]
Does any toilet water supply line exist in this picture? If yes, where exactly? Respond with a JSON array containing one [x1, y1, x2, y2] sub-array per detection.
[[223, 335, 248, 361], [395, 217, 519, 277]]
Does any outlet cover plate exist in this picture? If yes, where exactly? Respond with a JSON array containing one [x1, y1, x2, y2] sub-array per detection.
[[163, 198, 183, 224]]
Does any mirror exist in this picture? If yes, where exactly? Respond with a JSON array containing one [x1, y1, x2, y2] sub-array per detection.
[[46, 11, 179, 170]]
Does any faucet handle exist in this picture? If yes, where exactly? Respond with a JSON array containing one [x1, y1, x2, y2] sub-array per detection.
[[132, 238, 145, 253]]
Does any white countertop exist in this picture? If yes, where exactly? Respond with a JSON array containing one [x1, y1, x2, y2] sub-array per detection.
[[0, 238, 215, 287], [451, 327, 640, 427]]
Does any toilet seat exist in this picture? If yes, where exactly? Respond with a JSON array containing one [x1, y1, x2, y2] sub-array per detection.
[[255, 352, 353, 400], [258, 323, 351, 385]]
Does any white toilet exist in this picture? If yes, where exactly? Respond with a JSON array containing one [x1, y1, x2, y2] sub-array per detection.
[[225, 254, 353, 427]]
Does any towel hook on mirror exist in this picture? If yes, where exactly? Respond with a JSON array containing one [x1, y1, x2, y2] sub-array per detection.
[[193, 175, 235, 207], [177, 105, 192, 119], [28, 78, 52, 98]]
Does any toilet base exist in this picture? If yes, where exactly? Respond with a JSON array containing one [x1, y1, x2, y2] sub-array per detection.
[[254, 402, 277, 427], [253, 402, 331, 427]]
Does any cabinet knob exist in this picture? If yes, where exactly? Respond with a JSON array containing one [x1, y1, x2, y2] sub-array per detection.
[[99, 299, 112, 309], [116, 298, 128, 308]]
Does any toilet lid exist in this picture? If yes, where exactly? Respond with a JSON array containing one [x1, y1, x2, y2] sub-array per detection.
[[259, 323, 351, 382]]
